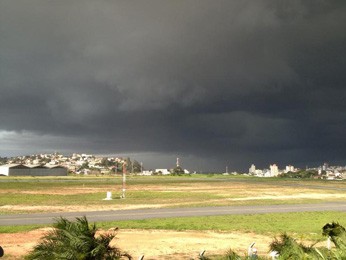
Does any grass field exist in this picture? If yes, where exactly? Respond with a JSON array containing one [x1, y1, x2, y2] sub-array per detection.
[[0, 175, 345, 233], [100, 211, 346, 239], [0, 175, 345, 214], [1, 211, 346, 240], [0, 175, 345, 259]]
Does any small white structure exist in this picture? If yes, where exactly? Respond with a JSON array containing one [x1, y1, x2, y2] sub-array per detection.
[[248, 242, 257, 258], [254, 169, 263, 176], [269, 251, 279, 259], [141, 170, 153, 176], [263, 170, 272, 177], [155, 169, 171, 175], [103, 191, 113, 200]]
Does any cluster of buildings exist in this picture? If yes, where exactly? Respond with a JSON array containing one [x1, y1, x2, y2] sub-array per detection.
[[248, 163, 290, 177], [141, 168, 190, 175], [0, 154, 192, 177], [318, 163, 345, 180], [0, 153, 129, 176], [141, 158, 190, 175], [248, 163, 345, 179], [1, 153, 345, 179], [0, 153, 190, 177]]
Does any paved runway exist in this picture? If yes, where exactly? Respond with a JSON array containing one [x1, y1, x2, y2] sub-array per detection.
[[1, 202, 346, 226]]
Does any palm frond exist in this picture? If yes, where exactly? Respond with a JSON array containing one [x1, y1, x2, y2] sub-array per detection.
[[26, 216, 129, 260]]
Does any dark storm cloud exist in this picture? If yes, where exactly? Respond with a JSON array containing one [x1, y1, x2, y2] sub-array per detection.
[[1, 0, 346, 171]]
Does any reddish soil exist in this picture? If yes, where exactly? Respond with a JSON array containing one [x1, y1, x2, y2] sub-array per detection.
[[0, 228, 272, 259]]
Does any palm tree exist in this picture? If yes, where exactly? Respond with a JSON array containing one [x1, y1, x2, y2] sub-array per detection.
[[268, 222, 346, 260], [322, 222, 346, 259], [269, 233, 323, 259], [26, 216, 131, 260], [322, 222, 346, 251]]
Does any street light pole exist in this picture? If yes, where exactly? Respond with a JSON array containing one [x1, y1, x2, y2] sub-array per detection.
[[121, 163, 126, 199]]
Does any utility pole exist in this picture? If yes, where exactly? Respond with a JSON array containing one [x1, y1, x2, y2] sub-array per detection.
[[121, 162, 126, 199]]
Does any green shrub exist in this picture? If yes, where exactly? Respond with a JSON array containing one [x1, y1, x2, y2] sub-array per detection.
[[26, 216, 131, 260]]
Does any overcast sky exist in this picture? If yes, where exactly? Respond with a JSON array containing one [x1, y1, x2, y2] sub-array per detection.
[[1, 1, 346, 172]]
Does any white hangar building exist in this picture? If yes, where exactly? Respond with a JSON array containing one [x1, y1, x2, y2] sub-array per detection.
[[0, 164, 68, 176]]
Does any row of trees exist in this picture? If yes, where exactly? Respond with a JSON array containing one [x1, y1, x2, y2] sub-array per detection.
[[78, 159, 188, 176], [279, 170, 320, 179], [77, 158, 143, 175]]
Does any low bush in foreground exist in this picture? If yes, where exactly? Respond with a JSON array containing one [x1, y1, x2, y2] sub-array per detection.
[[25, 216, 131, 260], [209, 222, 346, 259]]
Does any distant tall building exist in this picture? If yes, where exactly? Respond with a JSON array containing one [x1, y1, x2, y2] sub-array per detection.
[[285, 165, 295, 173], [270, 164, 279, 176], [318, 167, 322, 175], [176, 157, 180, 167], [249, 164, 256, 174]]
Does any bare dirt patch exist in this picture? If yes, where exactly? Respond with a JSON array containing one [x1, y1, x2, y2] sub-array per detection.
[[0, 228, 272, 260], [0, 203, 177, 213], [0, 187, 112, 195]]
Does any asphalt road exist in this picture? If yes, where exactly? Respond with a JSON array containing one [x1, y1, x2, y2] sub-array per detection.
[[1, 202, 346, 226]]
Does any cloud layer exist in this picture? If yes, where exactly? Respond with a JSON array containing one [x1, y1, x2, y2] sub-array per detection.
[[1, 1, 346, 171]]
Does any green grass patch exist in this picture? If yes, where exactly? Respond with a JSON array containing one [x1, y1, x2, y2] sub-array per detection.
[[98, 211, 346, 240], [179, 198, 346, 208], [0, 224, 45, 233], [1, 175, 345, 214], [1, 211, 345, 241], [0, 190, 222, 208]]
